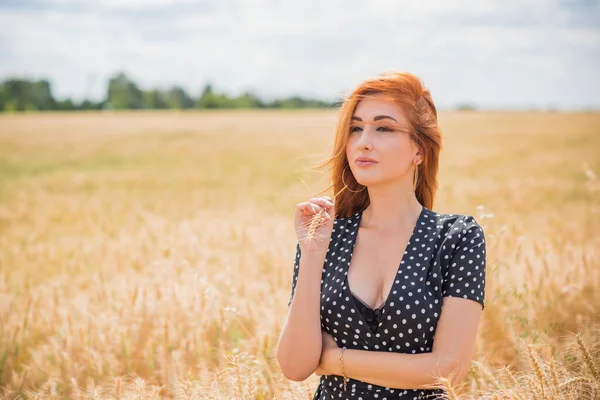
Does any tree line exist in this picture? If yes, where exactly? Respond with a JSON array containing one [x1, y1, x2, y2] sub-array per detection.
[[0, 72, 338, 112]]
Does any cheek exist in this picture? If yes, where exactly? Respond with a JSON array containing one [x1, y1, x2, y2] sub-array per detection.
[[381, 142, 415, 174], [346, 134, 358, 148], [383, 138, 412, 160]]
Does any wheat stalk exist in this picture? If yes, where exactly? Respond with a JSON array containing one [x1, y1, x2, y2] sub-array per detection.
[[525, 344, 547, 400], [576, 332, 599, 381], [438, 375, 459, 400], [302, 184, 355, 244], [557, 376, 591, 389], [304, 207, 329, 242]]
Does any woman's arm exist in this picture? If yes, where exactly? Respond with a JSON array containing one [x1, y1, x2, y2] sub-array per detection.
[[320, 296, 482, 389], [276, 249, 327, 381]]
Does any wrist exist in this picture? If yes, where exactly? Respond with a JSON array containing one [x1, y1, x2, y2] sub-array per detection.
[[300, 246, 328, 258], [338, 347, 349, 391], [328, 347, 344, 376], [325, 347, 340, 375]]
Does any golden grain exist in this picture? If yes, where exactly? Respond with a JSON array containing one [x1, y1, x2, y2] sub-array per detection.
[[0, 110, 599, 399]]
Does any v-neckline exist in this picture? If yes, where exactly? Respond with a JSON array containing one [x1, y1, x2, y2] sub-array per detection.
[[344, 205, 426, 314]]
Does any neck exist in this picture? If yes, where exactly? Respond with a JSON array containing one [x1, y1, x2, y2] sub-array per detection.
[[361, 179, 422, 233]]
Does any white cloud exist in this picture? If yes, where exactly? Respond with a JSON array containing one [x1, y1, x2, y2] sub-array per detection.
[[0, 0, 598, 109]]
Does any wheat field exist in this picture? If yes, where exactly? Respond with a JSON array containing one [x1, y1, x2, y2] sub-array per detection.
[[0, 110, 599, 399]]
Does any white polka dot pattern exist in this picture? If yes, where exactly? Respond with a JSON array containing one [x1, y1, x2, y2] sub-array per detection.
[[286, 206, 487, 399], [439, 215, 486, 309]]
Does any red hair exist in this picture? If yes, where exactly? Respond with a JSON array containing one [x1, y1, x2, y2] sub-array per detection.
[[312, 71, 442, 218]]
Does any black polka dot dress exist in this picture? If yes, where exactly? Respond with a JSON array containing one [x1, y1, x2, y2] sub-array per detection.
[[287, 205, 487, 399]]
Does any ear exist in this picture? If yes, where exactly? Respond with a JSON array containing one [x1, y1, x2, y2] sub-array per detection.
[[414, 144, 424, 165]]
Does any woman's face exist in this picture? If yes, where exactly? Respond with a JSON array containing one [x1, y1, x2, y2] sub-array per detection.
[[345, 94, 422, 188]]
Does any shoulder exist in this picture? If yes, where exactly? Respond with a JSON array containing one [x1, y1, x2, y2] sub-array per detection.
[[428, 210, 485, 256], [427, 209, 466, 228], [448, 213, 484, 241], [427, 209, 483, 238], [437, 215, 485, 267], [434, 212, 487, 307]]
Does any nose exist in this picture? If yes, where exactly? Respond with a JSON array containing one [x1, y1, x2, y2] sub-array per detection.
[[355, 124, 374, 149]]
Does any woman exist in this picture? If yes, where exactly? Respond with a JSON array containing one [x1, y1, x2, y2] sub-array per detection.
[[276, 71, 486, 399]]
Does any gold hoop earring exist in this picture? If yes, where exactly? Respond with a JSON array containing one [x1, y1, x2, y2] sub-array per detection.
[[342, 165, 367, 193], [413, 163, 419, 192]]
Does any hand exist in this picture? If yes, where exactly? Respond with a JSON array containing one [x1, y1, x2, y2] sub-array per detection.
[[315, 330, 340, 376], [294, 196, 335, 255]]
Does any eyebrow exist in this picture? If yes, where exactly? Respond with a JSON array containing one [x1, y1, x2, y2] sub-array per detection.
[[351, 115, 398, 122]]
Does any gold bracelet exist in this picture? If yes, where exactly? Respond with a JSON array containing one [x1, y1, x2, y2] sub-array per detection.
[[338, 346, 348, 392]]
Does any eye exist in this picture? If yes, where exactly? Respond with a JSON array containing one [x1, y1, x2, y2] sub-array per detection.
[[377, 126, 393, 132], [350, 126, 362, 133]]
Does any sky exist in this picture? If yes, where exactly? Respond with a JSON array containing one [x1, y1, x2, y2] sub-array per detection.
[[0, 0, 599, 110]]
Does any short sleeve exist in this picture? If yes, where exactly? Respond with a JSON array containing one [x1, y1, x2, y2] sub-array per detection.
[[288, 243, 301, 307], [441, 215, 486, 310]]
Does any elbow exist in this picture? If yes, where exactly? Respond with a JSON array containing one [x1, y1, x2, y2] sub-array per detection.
[[276, 346, 318, 382], [444, 360, 469, 387], [431, 354, 470, 388], [281, 368, 314, 382], [277, 357, 316, 382]]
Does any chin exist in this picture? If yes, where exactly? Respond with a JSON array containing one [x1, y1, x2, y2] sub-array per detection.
[[358, 174, 397, 187], [355, 177, 380, 187]]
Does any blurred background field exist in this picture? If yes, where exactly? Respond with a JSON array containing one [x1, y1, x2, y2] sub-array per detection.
[[0, 110, 599, 399]]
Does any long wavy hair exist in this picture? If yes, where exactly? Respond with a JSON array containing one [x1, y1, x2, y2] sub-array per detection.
[[312, 71, 442, 219]]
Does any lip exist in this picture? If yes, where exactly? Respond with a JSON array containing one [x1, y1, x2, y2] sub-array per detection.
[[356, 156, 377, 163], [355, 156, 378, 167], [356, 160, 377, 167]]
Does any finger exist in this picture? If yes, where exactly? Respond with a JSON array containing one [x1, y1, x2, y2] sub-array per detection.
[[310, 197, 334, 209], [312, 196, 333, 205], [298, 202, 322, 215], [308, 203, 324, 214]]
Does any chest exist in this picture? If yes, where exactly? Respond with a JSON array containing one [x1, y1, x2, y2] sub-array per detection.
[[319, 222, 446, 353], [347, 231, 413, 309]]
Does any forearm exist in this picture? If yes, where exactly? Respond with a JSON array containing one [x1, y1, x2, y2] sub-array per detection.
[[277, 250, 327, 381], [325, 348, 463, 390]]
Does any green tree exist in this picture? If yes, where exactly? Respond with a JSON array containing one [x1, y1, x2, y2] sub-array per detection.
[[143, 89, 169, 109], [0, 79, 55, 110], [233, 92, 263, 108], [31, 80, 54, 110], [271, 96, 328, 109], [4, 99, 18, 112], [56, 98, 74, 110], [79, 99, 103, 110], [0, 75, 336, 112], [456, 103, 476, 111], [166, 87, 194, 109], [106, 72, 143, 109], [0, 86, 6, 111], [196, 84, 220, 108]]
